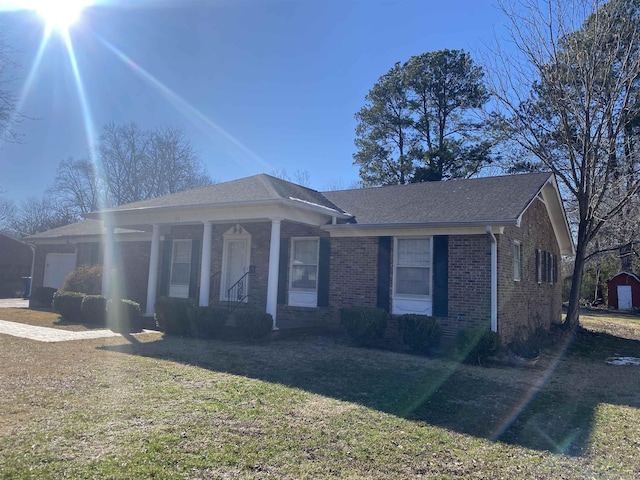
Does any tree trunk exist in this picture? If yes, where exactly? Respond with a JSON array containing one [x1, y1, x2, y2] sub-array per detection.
[[565, 233, 588, 329]]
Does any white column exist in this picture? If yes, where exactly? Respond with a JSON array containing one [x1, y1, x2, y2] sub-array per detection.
[[266, 219, 281, 330], [145, 224, 161, 316], [199, 221, 213, 307], [101, 226, 114, 298]]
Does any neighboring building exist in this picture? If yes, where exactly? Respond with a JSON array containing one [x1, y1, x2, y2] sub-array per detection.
[[26, 172, 574, 342], [606, 272, 640, 311], [0, 232, 33, 298]]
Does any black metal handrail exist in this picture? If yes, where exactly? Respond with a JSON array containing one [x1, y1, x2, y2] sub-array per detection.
[[227, 271, 251, 311]]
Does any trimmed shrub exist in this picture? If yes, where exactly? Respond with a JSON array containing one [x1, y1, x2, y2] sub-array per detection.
[[81, 295, 107, 325], [52, 291, 86, 321], [456, 327, 501, 366], [340, 306, 387, 346], [154, 297, 194, 336], [188, 305, 229, 339], [397, 314, 441, 354], [31, 287, 57, 308], [107, 298, 141, 332], [235, 309, 273, 340], [61, 266, 103, 295]]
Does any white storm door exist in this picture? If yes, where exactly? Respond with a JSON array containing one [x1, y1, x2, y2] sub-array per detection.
[[43, 253, 77, 289], [169, 239, 192, 298], [222, 238, 250, 301], [618, 285, 632, 310]]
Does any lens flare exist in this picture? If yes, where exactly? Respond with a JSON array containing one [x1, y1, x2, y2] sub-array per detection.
[[29, 0, 90, 31]]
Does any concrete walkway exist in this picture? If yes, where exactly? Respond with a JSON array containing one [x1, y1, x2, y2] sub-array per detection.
[[0, 319, 123, 343]]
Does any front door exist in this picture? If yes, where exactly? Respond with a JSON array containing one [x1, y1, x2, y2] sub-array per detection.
[[221, 227, 251, 301], [618, 285, 632, 310]]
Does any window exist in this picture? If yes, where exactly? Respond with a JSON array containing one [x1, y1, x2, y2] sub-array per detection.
[[290, 238, 319, 291], [513, 242, 522, 281], [394, 238, 431, 296], [170, 240, 192, 285]]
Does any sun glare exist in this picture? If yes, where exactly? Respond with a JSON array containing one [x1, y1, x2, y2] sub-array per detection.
[[29, 0, 90, 31]]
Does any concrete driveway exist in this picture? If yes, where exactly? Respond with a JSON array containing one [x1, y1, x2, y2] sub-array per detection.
[[0, 298, 29, 308]]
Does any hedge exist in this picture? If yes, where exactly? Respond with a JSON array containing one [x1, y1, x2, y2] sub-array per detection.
[[81, 295, 107, 325], [52, 291, 85, 322], [31, 287, 57, 308], [456, 327, 501, 366], [107, 298, 141, 332], [340, 306, 387, 346], [397, 314, 441, 354], [234, 309, 273, 340], [154, 297, 194, 336]]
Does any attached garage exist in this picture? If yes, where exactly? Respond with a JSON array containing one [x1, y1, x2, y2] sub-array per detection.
[[607, 272, 640, 311]]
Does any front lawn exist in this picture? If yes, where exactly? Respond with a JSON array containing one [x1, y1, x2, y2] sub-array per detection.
[[0, 309, 639, 478]]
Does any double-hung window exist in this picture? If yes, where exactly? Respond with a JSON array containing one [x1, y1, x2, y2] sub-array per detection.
[[289, 238, 319, 307], [394, 237, 431, 296], [169, 239, 192, 298]]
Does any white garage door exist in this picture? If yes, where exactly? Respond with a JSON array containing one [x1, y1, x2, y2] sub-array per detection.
[[43, 253, 77, 289]]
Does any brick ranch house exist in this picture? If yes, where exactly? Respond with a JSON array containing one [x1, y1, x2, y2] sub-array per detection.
[[26, 172, 574, 342]]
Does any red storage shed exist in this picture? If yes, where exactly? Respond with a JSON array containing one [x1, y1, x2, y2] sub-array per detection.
[[607, 272, 640, 310]]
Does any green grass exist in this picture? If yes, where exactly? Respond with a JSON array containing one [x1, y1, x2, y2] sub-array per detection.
[[1, 309, 639, 478]]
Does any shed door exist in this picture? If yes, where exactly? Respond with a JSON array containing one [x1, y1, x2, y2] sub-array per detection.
[[618, 285, 632, 310], [43, 253, 77, 289]]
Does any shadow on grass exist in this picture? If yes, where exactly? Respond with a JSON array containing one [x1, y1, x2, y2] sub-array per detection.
[[99, 325, 640, 457]]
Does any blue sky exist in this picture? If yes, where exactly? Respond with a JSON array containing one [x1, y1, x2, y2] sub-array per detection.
[[0, 0, 505, 203]]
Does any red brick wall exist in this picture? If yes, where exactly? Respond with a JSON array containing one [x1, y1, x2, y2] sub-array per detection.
[[328, 237, 379, 308], [437, 235, 492, 335], [497, 198, 562, 342]]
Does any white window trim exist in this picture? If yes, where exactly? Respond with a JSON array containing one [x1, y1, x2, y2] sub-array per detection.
[[514, 241, 522, 282], [392, 237, 433, 316], [288, 237, 319, 307]]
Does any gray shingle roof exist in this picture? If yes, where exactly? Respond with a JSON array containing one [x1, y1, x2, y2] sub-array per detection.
[[29, 173, 555, 240], [101, 174, 345, 214], [322, 173, 552, 225]]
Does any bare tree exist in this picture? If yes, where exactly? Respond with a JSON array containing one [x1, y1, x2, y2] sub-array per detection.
[[0, 27, 21, 143], [0, 196, 15, 230], [489, 0, 640, 327], [49, 157, 100, 216], [269, 168, 312, 187], [9, 196, 75, 237], [99, 122, 150, 206], [99, 122, 212, 206], [147, 126, 211, 196]]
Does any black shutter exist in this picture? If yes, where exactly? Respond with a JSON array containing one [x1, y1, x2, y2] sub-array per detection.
[[188, 239, 200, 300], [553, 254, 559, 283], [317, 237, 330, 307], [277, 238, 289, 305], [377, 236, 391, 312], [432, 235, 449, 317], [159, 240, 172, 296]]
